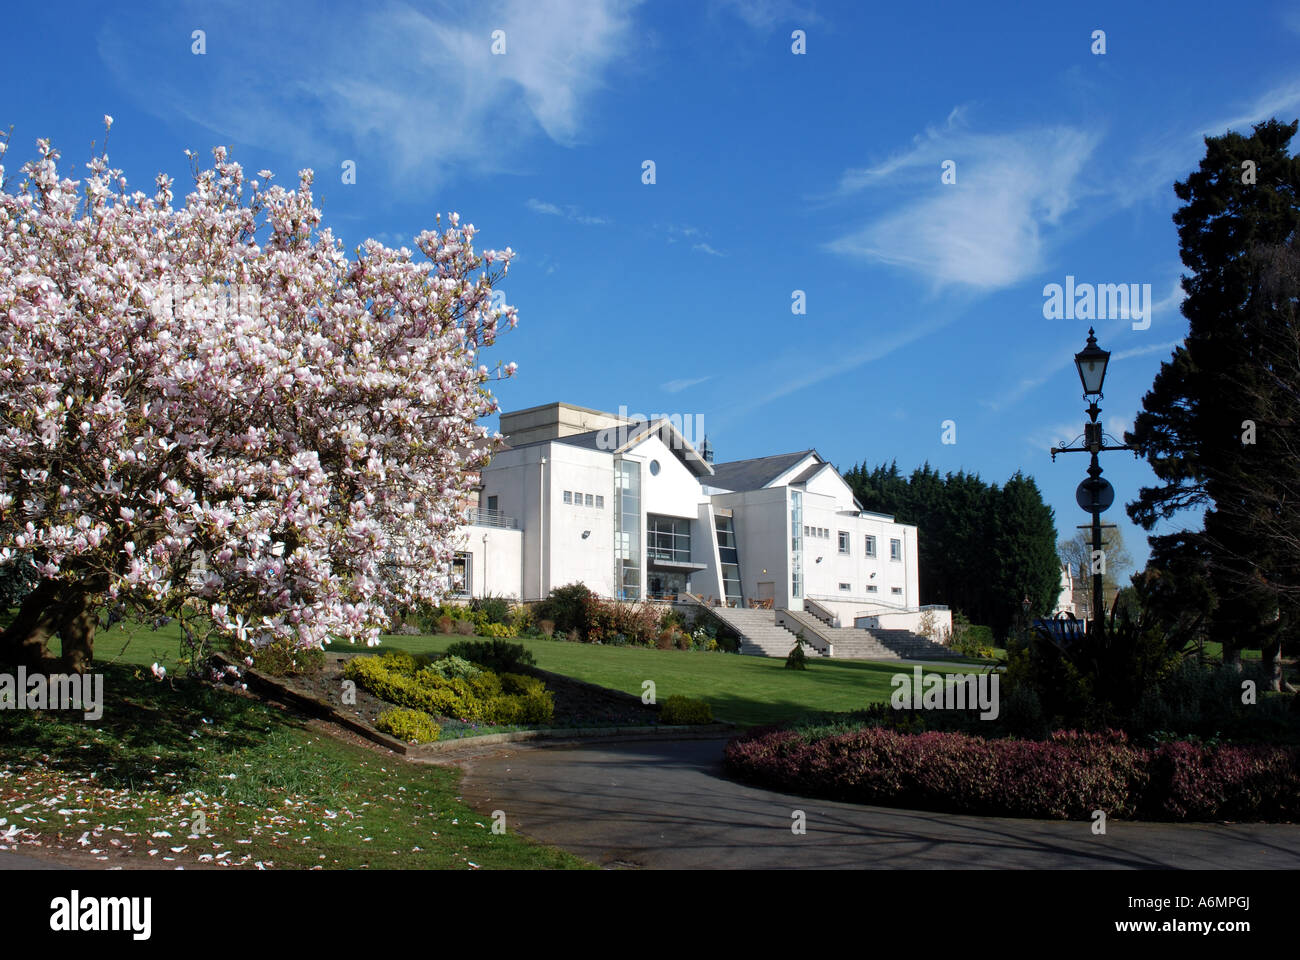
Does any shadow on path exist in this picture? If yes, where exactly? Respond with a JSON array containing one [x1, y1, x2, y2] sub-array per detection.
[[455, 738, 1300, 870]]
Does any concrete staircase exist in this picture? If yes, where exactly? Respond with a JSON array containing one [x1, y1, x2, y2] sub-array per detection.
[[705, 606, 821, 658], [865, 628, 965, 661], [689, 597, 964, 661], [779, 609, 964, 661]]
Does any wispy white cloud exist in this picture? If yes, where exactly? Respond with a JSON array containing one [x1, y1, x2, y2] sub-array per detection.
[[98, 0, 638, 187], [1203, 78, 1300, 138], [710, 0, 821, 30], [827, 116, 1101, 291], [662, 376, 711, 393], [1124, 78, 1300, 208], [983, 276, 1187, 412], [714, 312, 953, 428], [657, 223, 723, 255], [526, 198, 610, 225], [526, 199, 564, 216], [1027, 420, 1088, 452], [1111, 340, 1181, 362], [662, 224, 702, 242]]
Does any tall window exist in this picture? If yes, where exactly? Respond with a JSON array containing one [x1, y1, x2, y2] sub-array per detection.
[[838, 531, 850, 554], [790, 491, 803, 599], [865, 534, 876, 558], [715, 515, 743, 604], [614, 460, 641, 599], [890, 538, 902, 561], [648, 515, 692, 563], [450, 552, 471, 597]]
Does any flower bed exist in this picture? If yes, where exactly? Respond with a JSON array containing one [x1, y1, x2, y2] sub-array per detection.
[[273, 652, 666, 741], [342, 650, 554, 729], [723, 726, 1300, 822]]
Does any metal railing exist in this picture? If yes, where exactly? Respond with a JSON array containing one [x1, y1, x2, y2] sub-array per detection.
[[466, 507, 517, 529]]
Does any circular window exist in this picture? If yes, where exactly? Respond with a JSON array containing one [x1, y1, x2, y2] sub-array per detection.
[[649, 459, 661, 476]]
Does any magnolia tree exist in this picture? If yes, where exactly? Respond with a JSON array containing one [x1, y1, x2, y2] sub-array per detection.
[[0, 123, 517, 673]]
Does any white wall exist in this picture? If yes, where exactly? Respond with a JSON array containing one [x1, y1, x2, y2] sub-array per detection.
[[799, 500, 915, 612], [636, 433, 705, 521], [711, 487, 791, 607], [449, 525, 523, 599], [544, 444, 617, 597], [691, 501, 724, 602], [853, 607, 953, 637]]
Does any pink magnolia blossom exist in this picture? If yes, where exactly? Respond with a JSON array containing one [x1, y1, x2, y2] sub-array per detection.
[[0, 136, 518, 661]]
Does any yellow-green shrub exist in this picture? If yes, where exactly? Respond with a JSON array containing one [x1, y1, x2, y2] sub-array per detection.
[[375, 708, 442, 743], [342, 654, 553, 725], [501, 673, 547, 697], [660, 695, 713, 725], [479, 622, 519, 638], [467, 672, 504, 698]]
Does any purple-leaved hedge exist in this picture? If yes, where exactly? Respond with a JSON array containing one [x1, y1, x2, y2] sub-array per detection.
[[723, 727, 1300, 822]]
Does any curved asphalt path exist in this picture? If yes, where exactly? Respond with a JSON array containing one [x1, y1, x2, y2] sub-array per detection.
[[453, 737, 1300, 869]]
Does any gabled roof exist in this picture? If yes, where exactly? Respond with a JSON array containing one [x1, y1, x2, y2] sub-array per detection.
[[704, 450, 817, 492], [507, 418, 713, 476], [788, 461, 825, 485]]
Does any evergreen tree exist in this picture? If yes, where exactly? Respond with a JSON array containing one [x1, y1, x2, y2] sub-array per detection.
[[1126, 118, 1300, 671], [843, 464, 1058, 639], [989, 472, 1062, 640]]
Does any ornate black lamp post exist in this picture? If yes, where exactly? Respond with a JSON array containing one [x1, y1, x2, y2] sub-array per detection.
[[1050, 328, 1136, 637]]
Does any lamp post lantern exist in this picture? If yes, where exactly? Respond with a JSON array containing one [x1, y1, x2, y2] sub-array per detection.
[[1050, 328, 1136, 638]]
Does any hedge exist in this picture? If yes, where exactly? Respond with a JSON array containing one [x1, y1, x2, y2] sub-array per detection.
[[723, 726, 1300, 822]]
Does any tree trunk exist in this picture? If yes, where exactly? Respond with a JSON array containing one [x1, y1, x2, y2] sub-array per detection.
[[57, 586, 98, 675], [0, 579, 62, 668]]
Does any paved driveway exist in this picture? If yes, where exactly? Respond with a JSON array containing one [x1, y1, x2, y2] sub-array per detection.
[[454, 737, 1300, 869], [0, 850, 64, 870]]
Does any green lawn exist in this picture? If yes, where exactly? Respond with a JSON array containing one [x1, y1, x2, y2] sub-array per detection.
[[0, 660, 588, 870], [356, 634, 955, 728], [35, 619, 954, 728]]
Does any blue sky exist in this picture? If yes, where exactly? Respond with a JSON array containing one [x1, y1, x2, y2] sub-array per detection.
[[5, 0, 1300, 570]]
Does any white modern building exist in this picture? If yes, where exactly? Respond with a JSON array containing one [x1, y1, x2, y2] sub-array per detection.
[[447, 402, 938, 635]]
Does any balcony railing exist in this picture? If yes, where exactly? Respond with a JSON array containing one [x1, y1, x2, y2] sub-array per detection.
[[466, 507, 517, 529]]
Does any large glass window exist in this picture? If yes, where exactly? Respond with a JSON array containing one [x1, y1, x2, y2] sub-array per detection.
[[715, 514, 743, 604], [648, 515, 692, 563], [790, 490, 803, 599], [614, 459, 641, 599]]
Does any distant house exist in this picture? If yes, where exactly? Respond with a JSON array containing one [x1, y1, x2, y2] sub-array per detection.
[[1053, 562, 1077, 617]]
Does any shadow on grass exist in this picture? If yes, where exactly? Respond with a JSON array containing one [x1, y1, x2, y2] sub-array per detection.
[[0, 660, 302, 791]]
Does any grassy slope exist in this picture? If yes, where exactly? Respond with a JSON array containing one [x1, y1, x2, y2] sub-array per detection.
[[49, 620, 951, 727], [349, 634, 943, 728]]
